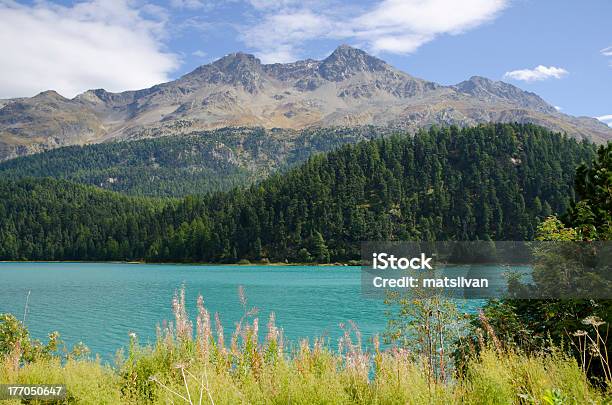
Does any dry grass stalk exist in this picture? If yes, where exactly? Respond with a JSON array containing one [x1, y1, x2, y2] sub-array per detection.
[[478, 310, 502, 353]]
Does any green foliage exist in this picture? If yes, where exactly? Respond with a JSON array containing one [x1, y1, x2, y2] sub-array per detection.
[[1, 357, 121, 404], [0, 124, 596, 263], [462, 349, 602, 405], [472, 142, 612, 383], [1, 289, 607, 404], [384, 292, 464, 385], [535, 216, 579, 241], [0, 178, 164, 261], [0, 126, 385, 197], [310, 231, 330, 263], [0, 314, 60, 363], [566, 143, 612, 240]]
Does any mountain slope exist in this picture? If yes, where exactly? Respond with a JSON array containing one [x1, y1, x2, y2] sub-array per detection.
[[0, 123, 596, 261], [1, 45, 610, 161], [0, 126, 388, 196]]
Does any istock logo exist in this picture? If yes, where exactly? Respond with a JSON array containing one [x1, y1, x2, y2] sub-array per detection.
[[372, 252, 433, 270]]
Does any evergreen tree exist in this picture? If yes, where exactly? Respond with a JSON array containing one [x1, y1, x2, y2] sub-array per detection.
[[311, 232, 330, 263], [0, 124, 596, 263]]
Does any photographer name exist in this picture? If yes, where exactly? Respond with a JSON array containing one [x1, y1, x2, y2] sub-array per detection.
[[372, 276, 489, 289]]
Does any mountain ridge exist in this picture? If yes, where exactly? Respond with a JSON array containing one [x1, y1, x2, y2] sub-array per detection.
[[1, 45, 610, 161]]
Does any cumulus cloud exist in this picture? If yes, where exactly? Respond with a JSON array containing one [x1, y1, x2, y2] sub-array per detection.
[[351, 0, 507, 53], [241, 0, 509, 62], [241, 10, 334, 62], [0, 0, 179, 99], [503, 65, 569, 82], [597, 115, 612, 127]]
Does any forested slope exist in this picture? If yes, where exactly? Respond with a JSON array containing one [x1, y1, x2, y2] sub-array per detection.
[[0, 123, 596, 262], [0, 127, 385, 196]]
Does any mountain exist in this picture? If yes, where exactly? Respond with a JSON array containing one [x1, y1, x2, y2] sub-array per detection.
[[1, 45, 610, 161], [0, 124, 596, 261], [0, 126, 388, 196]]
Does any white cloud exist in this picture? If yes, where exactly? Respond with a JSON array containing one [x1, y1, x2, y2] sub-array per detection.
[[242, 10, 334, 63], [602, 46, 612, 67], [247, 0, 303, 10], [351, 0, 507, 53], [0, 0, 179, 99], [241, 0, 509, 62], [172, 0, 241, 11], [554, 106, 562, 111], [192, 50, 208, 58], [256, 46, 300, 64], [503, 65, 568, 82], [597, 115, 612, 127], [171, 0, 207, 10]]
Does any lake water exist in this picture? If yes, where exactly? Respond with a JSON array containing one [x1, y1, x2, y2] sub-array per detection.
[[0, 263, 483, 362]]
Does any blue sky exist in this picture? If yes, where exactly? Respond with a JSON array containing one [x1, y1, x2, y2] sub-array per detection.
[[1, 0, 610, 124]]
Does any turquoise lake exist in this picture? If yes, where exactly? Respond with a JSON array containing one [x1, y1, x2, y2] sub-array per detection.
[[0, 263, 483, 361]]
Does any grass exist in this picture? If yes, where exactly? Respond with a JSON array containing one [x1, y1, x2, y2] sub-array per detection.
[[1, 288, 609, 404]]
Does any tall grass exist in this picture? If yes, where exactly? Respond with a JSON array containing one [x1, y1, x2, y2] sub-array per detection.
[[1, 287, 609, 404]]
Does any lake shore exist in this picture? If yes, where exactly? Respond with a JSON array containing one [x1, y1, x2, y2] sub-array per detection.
[[0, 260, 357, 266]]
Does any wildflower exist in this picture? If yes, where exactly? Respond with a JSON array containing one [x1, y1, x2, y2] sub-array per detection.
[[266, 312, 278, 343], [215, 312, 225, 350], [581, 316, 605, 327], [589, 344, 601, 357], [253, 317, 259, 341], [238, 285, 247, 308]]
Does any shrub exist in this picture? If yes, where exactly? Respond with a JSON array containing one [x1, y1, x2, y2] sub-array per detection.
[[1, 286, 608, 403]]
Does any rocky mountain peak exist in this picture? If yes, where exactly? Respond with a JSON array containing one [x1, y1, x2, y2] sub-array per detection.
[[75, 89, 111, 103], [457, 76, 507, 93], [319, 44, 390, 81], [33, 90, 67, 101], [454, 76, 556, 114], [213, 52, 262, 70], [1, 46, 611, 163], [328, 44, 362, 57], [455, 76, 499, 96], [185, 52, 264, 93]]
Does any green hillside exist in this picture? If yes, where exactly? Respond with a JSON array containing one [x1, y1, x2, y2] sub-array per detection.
[[0, 127, 386, 196], [0, 123, 595, 262]]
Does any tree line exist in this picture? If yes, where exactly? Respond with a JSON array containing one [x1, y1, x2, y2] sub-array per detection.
[[0, 126, 385, 197], [0, 123, 596, 262]]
